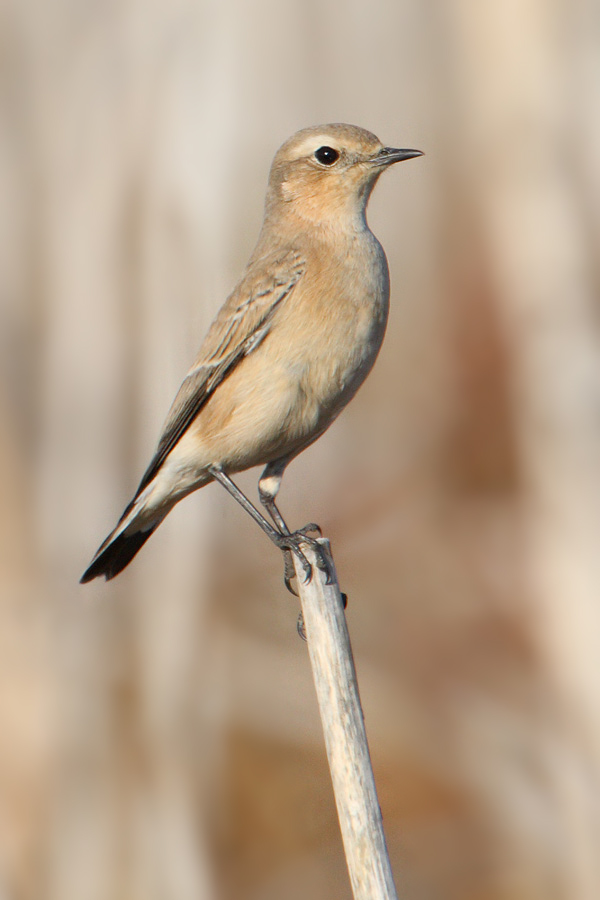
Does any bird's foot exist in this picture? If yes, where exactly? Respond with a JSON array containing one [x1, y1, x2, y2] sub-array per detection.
[[274, 524, 341, 642], [273, 531, 315, 584], [275, 524, 333, 590]]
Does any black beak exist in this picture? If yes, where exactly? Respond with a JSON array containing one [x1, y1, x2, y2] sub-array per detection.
[[372, 147, 424, 166]]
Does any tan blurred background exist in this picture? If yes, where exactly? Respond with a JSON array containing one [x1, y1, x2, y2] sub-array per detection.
[[1, 0, 600, 898]]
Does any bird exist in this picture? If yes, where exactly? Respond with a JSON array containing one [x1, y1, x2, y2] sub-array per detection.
[[80, 123, 422, 587]]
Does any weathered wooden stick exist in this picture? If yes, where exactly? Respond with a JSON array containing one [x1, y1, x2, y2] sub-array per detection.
[[293, 539, 399, 900]]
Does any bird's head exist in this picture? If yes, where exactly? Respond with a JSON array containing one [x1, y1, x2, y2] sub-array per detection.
[[265, 123, 422, 231]]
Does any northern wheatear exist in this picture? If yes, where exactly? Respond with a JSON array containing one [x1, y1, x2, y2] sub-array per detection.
[[81, 124, 422, 586]]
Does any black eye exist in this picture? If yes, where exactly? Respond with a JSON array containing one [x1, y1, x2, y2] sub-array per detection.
[[314, 146, 340, 165]]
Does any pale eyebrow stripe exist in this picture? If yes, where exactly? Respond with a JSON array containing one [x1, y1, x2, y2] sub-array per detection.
[[292, 135, 339, 157]]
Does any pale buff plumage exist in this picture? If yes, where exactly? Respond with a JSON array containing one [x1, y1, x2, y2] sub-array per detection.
[[81, 124, 422, 583]]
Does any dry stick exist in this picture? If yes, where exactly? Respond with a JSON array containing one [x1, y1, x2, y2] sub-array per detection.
[[292, 539, 399, 900]]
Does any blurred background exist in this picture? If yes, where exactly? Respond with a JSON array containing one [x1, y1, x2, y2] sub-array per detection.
[[1, 0, 600, 898]]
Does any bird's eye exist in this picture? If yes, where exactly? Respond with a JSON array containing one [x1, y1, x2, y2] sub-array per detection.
[[314, 146, 340, 166]]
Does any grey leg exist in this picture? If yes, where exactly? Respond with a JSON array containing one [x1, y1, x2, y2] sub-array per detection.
[[258, 459, 321, 536], [258, 458, 292, 533], [258, 460, 331, 590], [208, 465, 314, 583]]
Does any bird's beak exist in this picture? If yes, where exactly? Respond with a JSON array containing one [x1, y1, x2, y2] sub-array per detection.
[[371, 147, 424, 167]]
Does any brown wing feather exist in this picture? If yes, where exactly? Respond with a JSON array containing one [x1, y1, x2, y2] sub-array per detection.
[[135, 248, 304, 494]]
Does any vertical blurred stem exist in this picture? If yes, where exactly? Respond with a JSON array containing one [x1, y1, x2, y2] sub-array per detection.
[[293, 540, 399, 900], [451, 2, 600, 895]]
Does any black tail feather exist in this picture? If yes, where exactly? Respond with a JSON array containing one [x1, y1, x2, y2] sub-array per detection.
[[80, 526, 158, 583]]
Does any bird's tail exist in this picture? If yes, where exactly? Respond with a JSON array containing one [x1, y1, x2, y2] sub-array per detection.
[[80, 489, 166, 583], [80, 525, 158, 583]]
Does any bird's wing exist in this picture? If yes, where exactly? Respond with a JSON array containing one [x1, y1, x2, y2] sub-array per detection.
[[135, 247, 305, 494]]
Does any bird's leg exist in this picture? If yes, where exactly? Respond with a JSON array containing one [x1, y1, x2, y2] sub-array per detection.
[[258, 459, 321, 536], [259, 460, 318, 594], [208, 465, 313, 583], [258, 461, 331, 592], [209, 464, 285, 538]]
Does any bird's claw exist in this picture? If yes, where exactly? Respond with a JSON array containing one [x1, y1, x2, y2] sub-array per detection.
[[283, 549, 298, 596], [297, 611, 307, 642], [275, 528, 334, 588], [295, 522, 322, 538], [274, 531, 313, 583]]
